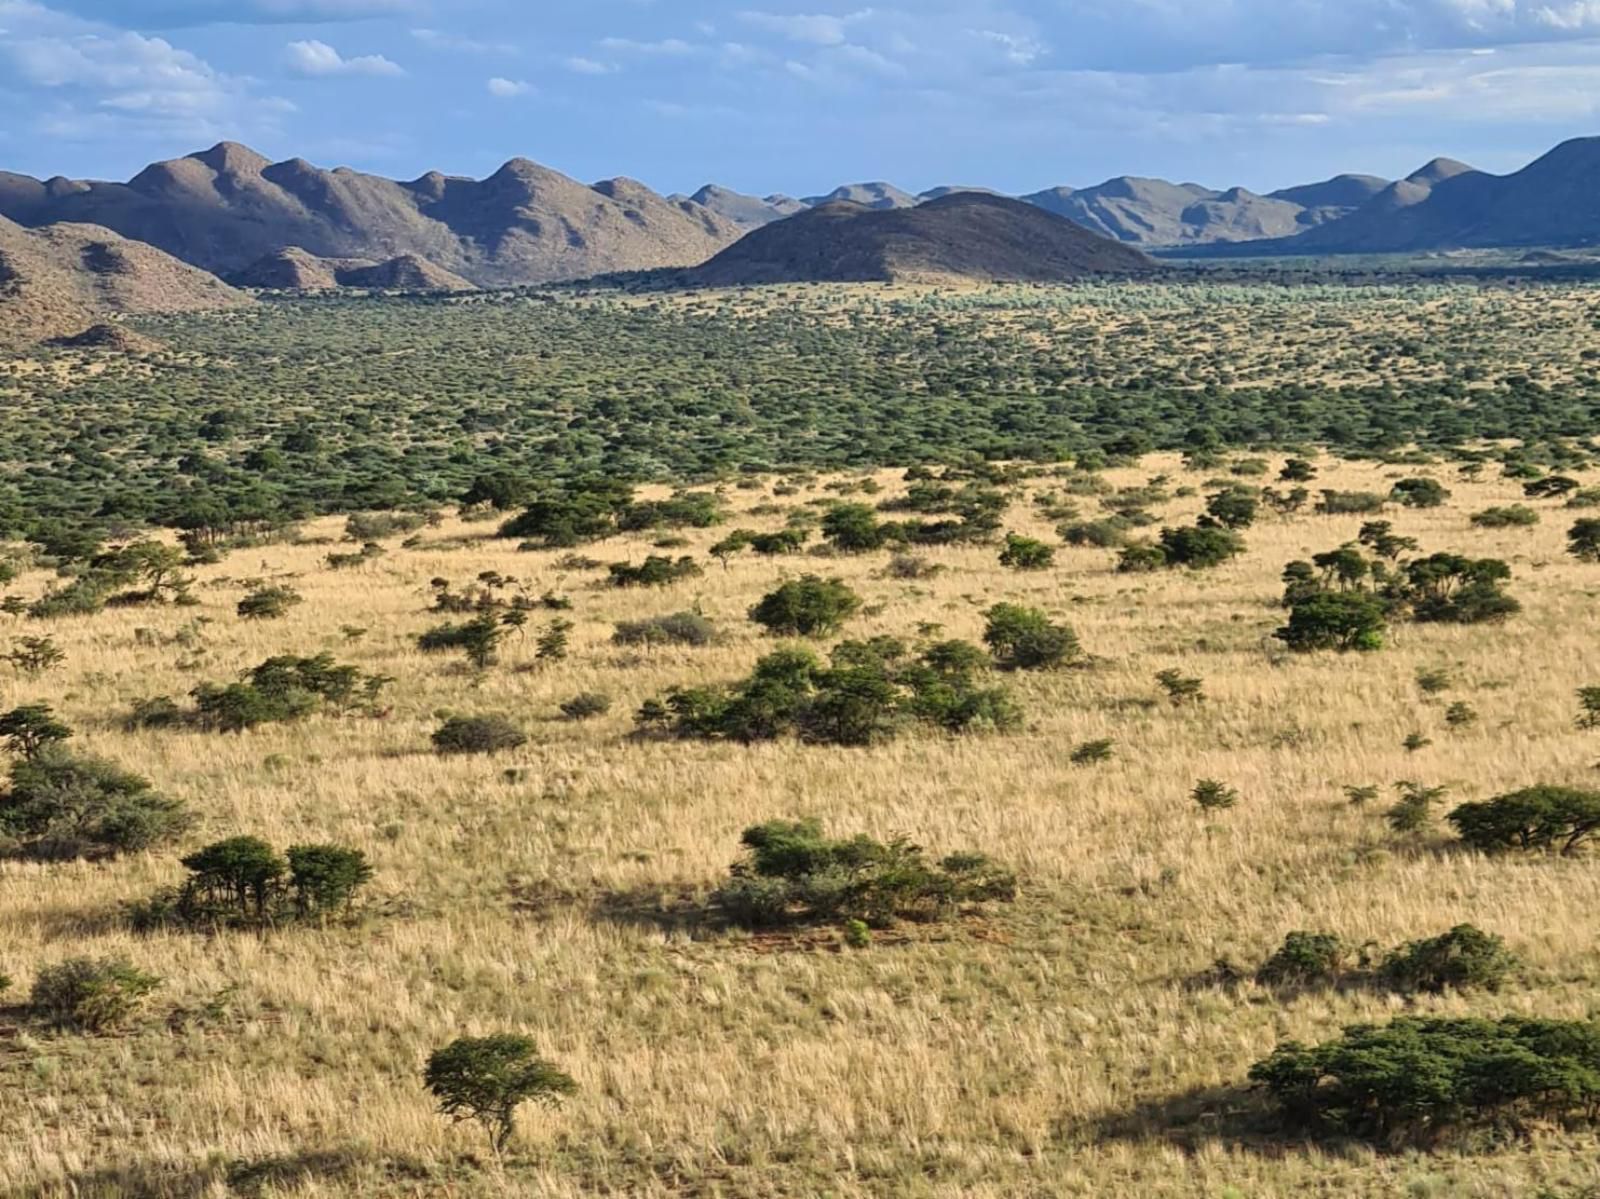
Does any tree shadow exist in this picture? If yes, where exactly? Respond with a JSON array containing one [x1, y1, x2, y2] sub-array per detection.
[[585, 884, 724, 939], [1069, 1081, 1298, 1156], [42, 1147, 434, 1199]]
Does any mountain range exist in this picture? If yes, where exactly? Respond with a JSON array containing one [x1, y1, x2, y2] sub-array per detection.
[[4, 136, 1600, 346]]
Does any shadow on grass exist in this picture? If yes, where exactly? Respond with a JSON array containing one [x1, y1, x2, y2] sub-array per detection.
[[40, 1147, 437, 1199], [586, 884, 724, 939], [1069, 1081, 1301, 1156]]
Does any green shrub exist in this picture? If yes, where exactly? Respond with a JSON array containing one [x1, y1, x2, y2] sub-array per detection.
[[191, 654, 384, 732], [607, 556, 703, 588], [559, 692, 612, 721], [237, 585, 303, 620], [1249, 1015, 1600, 1145], [0, 748, 190, 861], [1379, 924, 1516, 994], [1391, 477, 1451, 508], [1155, 670, 1204, 705], [5, 636, 64, 674], [1316, 490, 1386, 515], [286, 844, 375, 920], [0, 703, 72, 759], [750, 576, 861, 638], [134, 837, 372, 930], [1275, 590, 1387, 652], [418, 614, 505, 669], [1070, 738, 1114, 765], [1471, 505, 1540, 529], [1447, 785, 1600, 856], [983, 603, 1078, 671], [711, 818, 1017, 929], [432, 715, 527, 756], [613, 611, 717, 648], [1569, 518, 1600, 563], [1388, 781, 1445, 834], [998, 532, 1055, 571], [425, 1035, 577, 1155], [642, 639, 1018, 747], [30, 957, 161, 1032], [1157, 525, 1245, 569], [1256, 932, 1346, 987], [1191, 779, 1238, 812], [123, 695, 184, 731]]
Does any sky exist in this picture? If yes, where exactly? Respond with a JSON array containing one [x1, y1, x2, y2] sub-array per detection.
[[2, 0, 1600, 197]]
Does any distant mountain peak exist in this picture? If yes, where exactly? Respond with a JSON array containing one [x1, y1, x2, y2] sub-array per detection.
[[188, 142, 271, 175]]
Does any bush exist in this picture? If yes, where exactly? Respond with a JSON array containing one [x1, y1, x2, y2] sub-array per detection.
[[1391, 477, 1451, 508], [1256, 932, 1346, 987], [559, 692, 611, 721], [1202, 487, 1258, 530], [134, 837, 372, 929], [191, 654, 385, 732], [1070, 738, 1114, 765], [1403, 554, 1519, 624], [983, 603, 1078, 671], [998, 532, 1055, 570], [642, 639, 1019, 747], [0, 748, 190, 861], [749, 576, 861, 638], [612, 611, 717, 648], [6, 636, 64, 674], [425, 1035, 577, 1155], [432, 715, 527, 756], [1116, 543, 1168, 573], [0, 703, 72, 759], [1569, 518, 1600, 563], [1317, 490, 1386, 515], [418, 614, 506, 670], [124, 695, 184, 731], [237, 585, 303, 620], [1471, 505, 1539, 529], [1447, 785, 1600, 856], [1379, 924, 1516, 994], [1155, 670, 1204, 704], [1249, 1015, 1600, 1145], [30, 957, 161, 1031], [1191, 779, 1238, 812], [711, 818, 1017, 929], [607, 556, 703, 588], [820, 503, 888, 552], [1275, 590, 1387, 652], [1157, 524, 1245, 569]]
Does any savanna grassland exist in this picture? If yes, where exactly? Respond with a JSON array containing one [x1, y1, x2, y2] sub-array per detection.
[[3, 282, 1600, 1198]]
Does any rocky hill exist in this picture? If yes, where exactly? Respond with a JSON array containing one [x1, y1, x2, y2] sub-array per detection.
[[0, 213, 249, 348], [690, 192, 1153, 285], [231, 246, 473, 291]]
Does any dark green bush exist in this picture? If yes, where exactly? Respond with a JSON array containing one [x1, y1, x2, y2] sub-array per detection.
[[1471, 505, 1539, 529], [1249, 1015, 1600, 1145], [237, 584, 303, 620], [1157, 525, 1245, 569], [0, 703, 72, 759], [1317, 490, 1387, 515], [1391, 477, 1451, 508], [30, 957, 161, 1032], [1447, 785, 1600, 856], [133, 836, 373, 930], [0, 748, 190, 861], [1379, 924, 1516, 994], [711, 818, 1017, 929], [749, 576, 861, 638], [432, 715, 527, 756], [998, 532, 1055, 570], [607, 556, 703, 588], [983, 603, 1078, 671], [1256, 932, 1346, 987], [1275, 590, 1387, 652], [559, 692, 612, 721], [613, 611, 717, 648]]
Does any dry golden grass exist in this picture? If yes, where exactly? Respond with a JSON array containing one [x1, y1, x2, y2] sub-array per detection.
[[3, 454, 1600, 1197]]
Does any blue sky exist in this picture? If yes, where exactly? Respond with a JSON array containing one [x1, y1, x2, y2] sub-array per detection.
[[3, 0, 1600, 195]]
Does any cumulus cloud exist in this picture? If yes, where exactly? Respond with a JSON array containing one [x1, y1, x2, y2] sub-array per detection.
[[43, 0, 421, 26], [485, 75, 532, 97], [285, 38, 403, 76], [736, 10, 872, 46]]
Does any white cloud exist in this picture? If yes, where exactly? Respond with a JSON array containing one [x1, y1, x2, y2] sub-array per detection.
[[284, 38, 403, 77], [565, 55, 615, 74], [486, 75, 532, 97], [737, 10, 873, 46], [411, 27, 516, 55], [598, 36, 696, 55]]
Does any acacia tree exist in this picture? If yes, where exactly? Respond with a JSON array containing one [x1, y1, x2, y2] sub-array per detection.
[[424, 1035, 577, 1155]]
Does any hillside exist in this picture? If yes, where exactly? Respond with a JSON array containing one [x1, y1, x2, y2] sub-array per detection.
[[0, 143, 742, 288], [1173, 144, 1600, 257], [673, 184, 806, 229], [0, 213, 249, 347], [690, 192, 1153, 285], [1022, 173, 1382, 245], [231, 247, 474, 291], [800, 181, 920, 210]]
